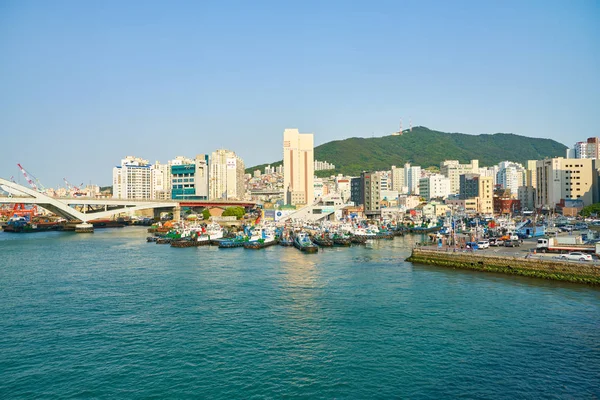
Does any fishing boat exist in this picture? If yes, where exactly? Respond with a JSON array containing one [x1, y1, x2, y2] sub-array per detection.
[[408, 220, 443, 233], [350, 226, 377, 243], [293, 232, 319, 253], [332, 232, 352, 246], [217, 234, 248, 248], [311, 232, 334, 247], [244, 227, 278, 249]]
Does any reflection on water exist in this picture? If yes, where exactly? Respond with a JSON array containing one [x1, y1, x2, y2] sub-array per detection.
[[1, 228, 600, 399], [278, 248, 320, 290]]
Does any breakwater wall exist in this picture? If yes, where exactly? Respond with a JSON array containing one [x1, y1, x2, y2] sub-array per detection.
[[407, 248, 600, 286]]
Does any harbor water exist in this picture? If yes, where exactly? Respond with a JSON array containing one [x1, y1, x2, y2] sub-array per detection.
[[1, 227, 599, 398]]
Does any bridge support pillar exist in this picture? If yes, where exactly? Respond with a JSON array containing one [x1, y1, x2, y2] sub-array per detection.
[[173, 206, 181, 222], [75, 223, 94, 233]]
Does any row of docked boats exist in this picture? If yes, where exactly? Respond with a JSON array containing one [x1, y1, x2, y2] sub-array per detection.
[[147, 221, 404, 253]]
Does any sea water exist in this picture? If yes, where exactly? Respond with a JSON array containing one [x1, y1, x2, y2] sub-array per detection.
[[1, 227, 599, 398]]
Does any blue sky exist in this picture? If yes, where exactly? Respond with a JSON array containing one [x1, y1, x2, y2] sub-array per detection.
[[1, 0, 598, 187]]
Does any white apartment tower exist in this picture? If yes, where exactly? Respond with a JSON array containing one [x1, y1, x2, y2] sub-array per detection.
[[404, 163, 421, 195], [418, 174, 450, 201], [150, 161, 171, 200], [209, 149, 245, 200], [112, 156, 152, 199], [496, 161, 526, 198], [283, 128, 314, 206]]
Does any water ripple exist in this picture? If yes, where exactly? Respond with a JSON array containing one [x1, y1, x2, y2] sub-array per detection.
[[0, 229, 599, 398]]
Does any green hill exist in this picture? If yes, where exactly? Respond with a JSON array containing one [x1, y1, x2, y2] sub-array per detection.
[[247, 126, 567, 176]]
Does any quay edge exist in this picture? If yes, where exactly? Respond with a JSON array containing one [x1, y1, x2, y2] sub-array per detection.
[[75, 223, 94, 233], [406, 248, 600, 286]]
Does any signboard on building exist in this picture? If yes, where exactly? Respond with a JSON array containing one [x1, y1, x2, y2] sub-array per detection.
[[274, 209, 294, 222], [226, 158, 236, 169], [263, 210, 276, 222]]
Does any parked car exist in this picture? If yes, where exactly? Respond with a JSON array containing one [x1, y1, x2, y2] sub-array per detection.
[[477, 240, 490, 249], [560, 252, 593, 262], [465, 242, 479, 250], [504, 239, 521, 247], [489, 238, 503, 246]]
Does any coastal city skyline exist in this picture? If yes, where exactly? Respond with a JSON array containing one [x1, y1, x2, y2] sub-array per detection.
[[2, 3, 600, 397], [1, 1, 599, 187]]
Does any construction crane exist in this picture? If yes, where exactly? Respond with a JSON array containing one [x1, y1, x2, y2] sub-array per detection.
[[17, 163, 46, 192], [0, 175, 39, 218], [63, 178, 83, 191], [1, 204, 38, 220]]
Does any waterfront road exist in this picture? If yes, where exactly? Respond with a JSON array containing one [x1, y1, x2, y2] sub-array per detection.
[[416, 237, 600, 265]]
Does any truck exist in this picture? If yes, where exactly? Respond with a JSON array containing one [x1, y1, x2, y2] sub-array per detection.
[[536, 237, 599, 254]]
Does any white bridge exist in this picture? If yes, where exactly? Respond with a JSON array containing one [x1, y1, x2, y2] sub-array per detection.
[[0, 177, 177, 223]]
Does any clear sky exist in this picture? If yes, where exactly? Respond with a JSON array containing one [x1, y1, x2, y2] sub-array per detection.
[[1, 0, 598, 188]]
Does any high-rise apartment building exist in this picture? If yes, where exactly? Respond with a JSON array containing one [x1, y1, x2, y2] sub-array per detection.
[[419, 174, 450, 201], [536, 158, 594, 209], [496, 161, 525, 198], [209, 149, 245, 200], [150, 161, 171, 200], [283, 128, 314, 206], [570, 137, 600, 159], [477, 176, 494, 214], [314, 160, 335, 171], [112, 156, 151, 199], [350, 177, 363, 206], [525, 160, 537, 187], [404, 163, 421, 195], [362, 171, 381, 218], [390, 165, 405, 192], [440, 159, 479, 194], [459, 173, 480, 200], [457, 174, 493, 214]]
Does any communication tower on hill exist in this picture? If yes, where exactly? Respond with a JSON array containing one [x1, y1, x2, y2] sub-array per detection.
[[393, 119, 403, 136]]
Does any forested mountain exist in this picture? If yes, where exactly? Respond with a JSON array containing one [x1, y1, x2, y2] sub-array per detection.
[[247, 126, 567, 176]]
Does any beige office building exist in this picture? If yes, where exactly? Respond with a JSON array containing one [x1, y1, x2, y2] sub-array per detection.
[[283, 128, 314, 206], [536, 157, 593, 209], [477, 176, 494, 215]]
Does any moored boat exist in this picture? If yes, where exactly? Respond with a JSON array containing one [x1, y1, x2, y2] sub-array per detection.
[[217, 234, 248, 248], [243, 227, 278, 249], [243, 237, 278, 249], [332, 233, 352, 246], [294, 232, 319, 253], [311, 233, 334, 247]]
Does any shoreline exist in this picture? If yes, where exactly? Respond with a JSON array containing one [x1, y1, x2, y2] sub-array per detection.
[[406, 247, 600, 286]]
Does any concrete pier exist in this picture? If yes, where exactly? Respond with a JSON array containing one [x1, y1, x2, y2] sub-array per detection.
[[75, 223, 94, 233], [407, 248, 600, 286]]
